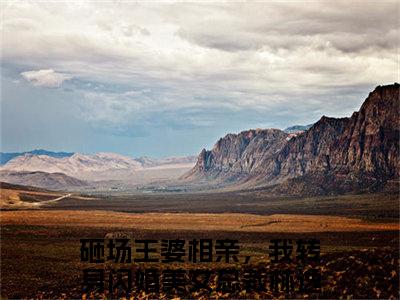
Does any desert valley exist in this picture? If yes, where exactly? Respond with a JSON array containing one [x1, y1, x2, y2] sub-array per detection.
[[1, 84, 399, 298], [2, 1, 399, 298]]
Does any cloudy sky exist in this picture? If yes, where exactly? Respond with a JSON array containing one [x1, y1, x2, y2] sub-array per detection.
[[1, 1, 398, 157]]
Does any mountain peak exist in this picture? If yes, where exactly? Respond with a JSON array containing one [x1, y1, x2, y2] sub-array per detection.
[[184, 84, 399, 195], [284, 124, 313, 133]]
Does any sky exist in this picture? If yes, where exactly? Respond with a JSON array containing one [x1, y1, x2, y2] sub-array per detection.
[[1, 1, 398, 158]]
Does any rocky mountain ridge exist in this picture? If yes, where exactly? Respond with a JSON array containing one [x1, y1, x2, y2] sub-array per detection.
[[184, 84, 399, 194]]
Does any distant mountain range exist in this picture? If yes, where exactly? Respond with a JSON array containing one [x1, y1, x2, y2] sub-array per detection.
[[284, 124, 313, 133], [0, 149, 74, 165], [183, 83, 399, 195], [0, 152, 197, 188], [0, 126, 311, 167], [2, 152, 142, 177]]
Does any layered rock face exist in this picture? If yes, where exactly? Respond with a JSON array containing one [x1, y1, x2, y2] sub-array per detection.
[[184, 128, 289, 183], [184, 84, 399, 194]]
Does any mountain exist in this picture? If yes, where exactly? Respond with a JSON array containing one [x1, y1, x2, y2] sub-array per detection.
[[1, 152, 142, 180], [1, 152, 197, 182], [0, 170, 88, 190], [0, 149, 74, 165], [184, 128, 288, 184], [0, 181, 52, 192], [184, 83, 399, 194], [284, 124, 313, 133]]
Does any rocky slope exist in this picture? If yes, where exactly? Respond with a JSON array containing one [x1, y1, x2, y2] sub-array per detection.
[[184, 83, 399, 194], [0, 170, 88, 190], [184, 128, 289, 184]]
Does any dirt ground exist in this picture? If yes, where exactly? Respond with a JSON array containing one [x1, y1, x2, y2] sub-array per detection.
[[1, 215, 398, 299], [1, 188, 399, 298], [1, 210, 399, 233]]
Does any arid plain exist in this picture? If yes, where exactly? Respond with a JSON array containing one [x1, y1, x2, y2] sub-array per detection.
[[1, 183, 399, 298]]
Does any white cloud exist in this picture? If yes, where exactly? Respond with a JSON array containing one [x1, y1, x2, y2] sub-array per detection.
[[20, 69, 72, 88], [78, 90, 157, 124]]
